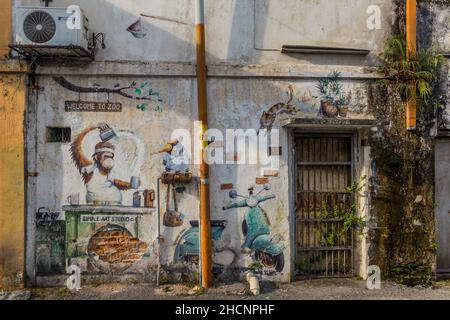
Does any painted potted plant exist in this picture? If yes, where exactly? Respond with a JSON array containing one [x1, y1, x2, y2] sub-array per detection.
[[316, 71, 349, 118]]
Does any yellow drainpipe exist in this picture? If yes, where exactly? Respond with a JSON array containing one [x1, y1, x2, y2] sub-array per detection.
[[406, 0, 417, 130], [0, 0, 28, 290], [195, 0, 212, 289]]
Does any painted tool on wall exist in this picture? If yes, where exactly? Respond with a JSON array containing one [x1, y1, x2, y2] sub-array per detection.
[[99, 123, 117, 142], [163, 183, 185, 227], [223, 184, 284, 272]]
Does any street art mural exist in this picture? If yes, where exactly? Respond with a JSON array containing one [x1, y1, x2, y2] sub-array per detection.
[[64, 208, 151, 274], [87, 224, 149, 273], [53, 77, 163, 112], [35, 208, 65, 275], [70, 123, 145, 206], [126, 18, 148, 39], [258, 72, 368, 132], [34, 74, 370, 282], [173, 220, 237, 275], [258, 85, 297, 133], [62, 123, 151, 274], [162, 183, 185, 227], [152, 139, 192, 227], [155, 139, 191, 173], [223, 184, 285, 273], [315, 71, 352, 118]]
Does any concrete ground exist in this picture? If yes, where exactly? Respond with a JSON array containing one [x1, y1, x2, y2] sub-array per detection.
[[4, 278, 450, 300]]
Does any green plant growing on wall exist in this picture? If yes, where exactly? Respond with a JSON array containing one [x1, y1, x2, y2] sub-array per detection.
[[378, 36, 444, 104], [368, 33, 446, 287], [390, 262, 433, 287], [320, 177, 367, 247], [248, 261, 264, 272]]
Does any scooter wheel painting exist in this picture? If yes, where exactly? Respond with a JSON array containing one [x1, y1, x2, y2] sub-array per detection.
[[242, 220, 248, 236], [255, 251, 284, 272]]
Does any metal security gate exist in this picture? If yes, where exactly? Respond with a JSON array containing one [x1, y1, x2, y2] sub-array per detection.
[[295, 134, 354, 278]]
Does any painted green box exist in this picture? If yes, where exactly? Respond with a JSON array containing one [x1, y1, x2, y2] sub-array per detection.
[[36, 221, 66, 274], [63, 205, 154, 273]]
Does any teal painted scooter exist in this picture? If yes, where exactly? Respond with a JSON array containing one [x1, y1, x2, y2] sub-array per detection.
[[222, 184, 284, 272]]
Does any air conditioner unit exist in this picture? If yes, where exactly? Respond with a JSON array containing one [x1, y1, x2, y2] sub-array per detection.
[[14, 6, 89, 49]]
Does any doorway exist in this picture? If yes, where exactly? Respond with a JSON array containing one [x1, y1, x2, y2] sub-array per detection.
[[294, 134, 355, 278], [435, 138, 450, 276]]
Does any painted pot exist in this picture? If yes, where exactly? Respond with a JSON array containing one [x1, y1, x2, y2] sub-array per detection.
[[321, 100, 339, 118], [338, 106, 349, 118]]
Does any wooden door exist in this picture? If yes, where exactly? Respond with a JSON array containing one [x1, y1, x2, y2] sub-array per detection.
[[295, 134, 354, 278]]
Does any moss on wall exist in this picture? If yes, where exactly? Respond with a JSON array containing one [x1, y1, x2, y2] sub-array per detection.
[[367, 75, 447, 287], [365, 0, 448, 288]]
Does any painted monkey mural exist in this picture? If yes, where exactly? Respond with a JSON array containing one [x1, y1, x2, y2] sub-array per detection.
[[70, 123, 145, 206]]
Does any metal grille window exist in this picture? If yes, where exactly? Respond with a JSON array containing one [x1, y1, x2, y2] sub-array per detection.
[[46, 127, 71, 143], [295, 134, 354, 278]]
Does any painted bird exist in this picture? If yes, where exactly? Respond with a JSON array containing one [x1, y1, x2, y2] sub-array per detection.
[[154, 140, 190, 172]]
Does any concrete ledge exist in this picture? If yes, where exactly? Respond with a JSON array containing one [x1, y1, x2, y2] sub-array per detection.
[[62, 205, 155, 214], [35, 273, 154, 288], [0, 59, 28, 73], [281, 117, 376, 129], [33, 60, 383, 80]]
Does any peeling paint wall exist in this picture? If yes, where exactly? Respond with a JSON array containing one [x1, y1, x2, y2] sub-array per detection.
[[0, 0, 28, 290], [0, 61, 27, 289]]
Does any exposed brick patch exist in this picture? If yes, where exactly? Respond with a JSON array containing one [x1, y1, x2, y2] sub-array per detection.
[[88, 229, 148, 266], [221, 183, 234, 190], [256, 177, 269, 185]]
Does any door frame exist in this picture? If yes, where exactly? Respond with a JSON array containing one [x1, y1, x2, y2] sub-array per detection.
[[288, 128, 359, 280], [435, 137, 450, 276]]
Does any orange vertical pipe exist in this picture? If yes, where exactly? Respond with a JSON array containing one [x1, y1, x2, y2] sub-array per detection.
[[406, 0, 417, 130], [195, 0, 212, 289]]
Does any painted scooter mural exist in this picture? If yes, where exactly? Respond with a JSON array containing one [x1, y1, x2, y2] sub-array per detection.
[[223, 184, 285, 272], [174, 220, 236, 272]]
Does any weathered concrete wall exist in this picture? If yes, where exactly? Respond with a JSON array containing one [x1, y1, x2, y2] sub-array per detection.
[[15, 0, 449, 286], [0, 0, 12, 58], [26, 71, 374, 282], [14, 0, 392, 285], [15, 0, 395, 65], [0, 60, 27, 290], [0, 0, 28, 290]]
